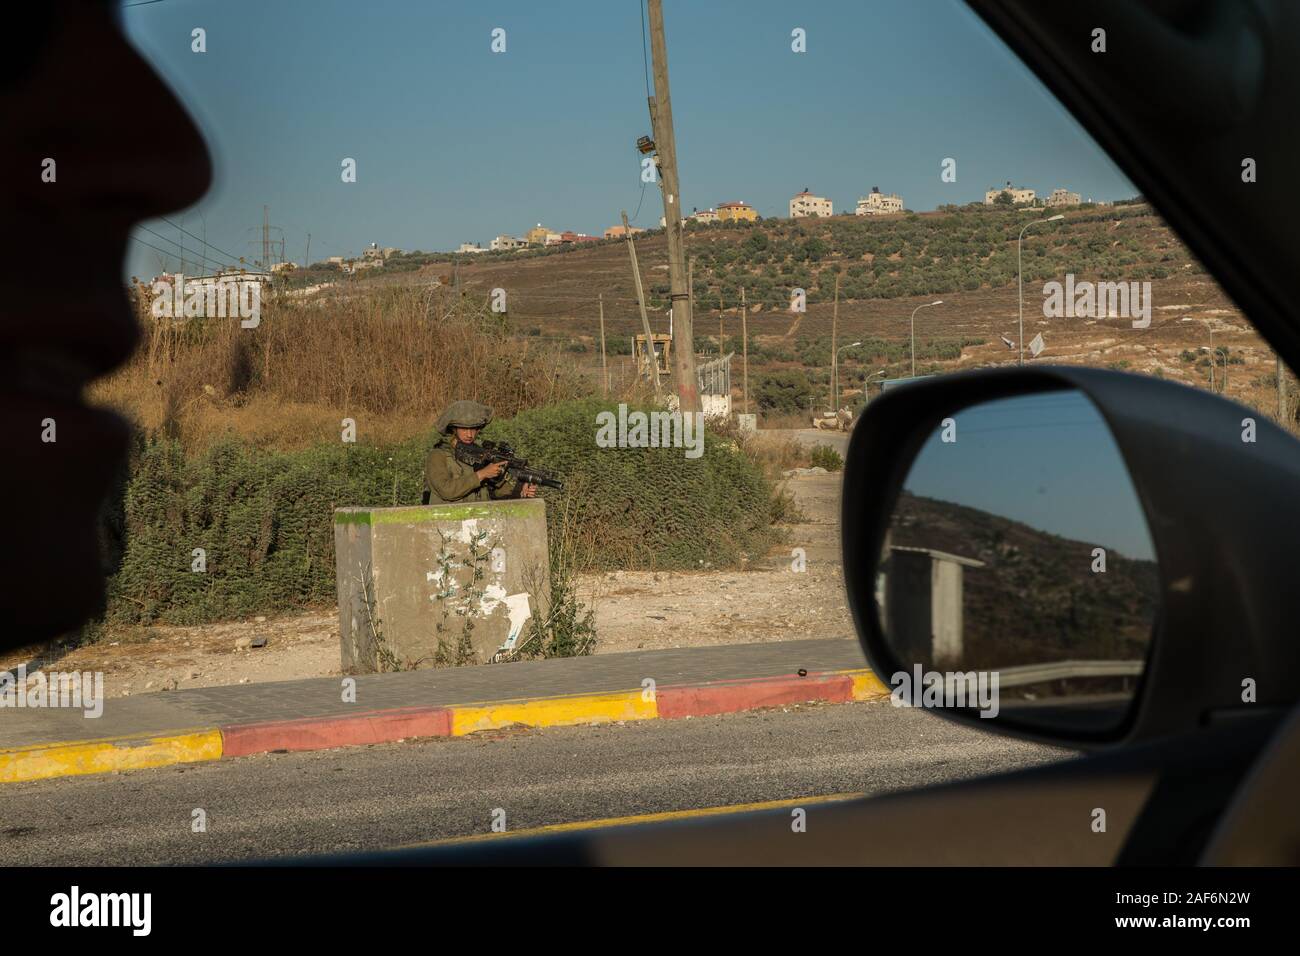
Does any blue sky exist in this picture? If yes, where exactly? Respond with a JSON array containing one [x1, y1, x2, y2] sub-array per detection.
[[903, 391, 1157, 561], [122, 0, 1137, 279]]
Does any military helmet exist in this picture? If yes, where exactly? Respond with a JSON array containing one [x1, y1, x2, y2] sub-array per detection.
[[435, 399, 493, 434]]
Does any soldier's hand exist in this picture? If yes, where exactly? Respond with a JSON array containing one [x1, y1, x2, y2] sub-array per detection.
[[520, 483, 538, 498], [476, 461, 507, 481]]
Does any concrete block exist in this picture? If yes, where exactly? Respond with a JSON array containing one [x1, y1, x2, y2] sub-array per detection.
[[334, 500, 550, 672], [737, 414, 757, 435]]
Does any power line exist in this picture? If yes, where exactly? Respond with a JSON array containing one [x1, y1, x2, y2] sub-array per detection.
[[158, 215, 246, 267], [639, 0, 651, 99], [133, 226, 222, 273], [129, 234, 193, 270]]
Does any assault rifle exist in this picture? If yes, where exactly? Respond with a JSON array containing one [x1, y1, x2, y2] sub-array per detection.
[[454, 439, 565, 492]]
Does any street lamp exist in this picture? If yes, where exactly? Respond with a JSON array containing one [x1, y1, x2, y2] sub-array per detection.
[[1018, 214, 1064, 366], [1200, 344, 1221, 393], [910, 301, 943, 378], [833, 341, 861, 411], [865, 367, 887, 402]]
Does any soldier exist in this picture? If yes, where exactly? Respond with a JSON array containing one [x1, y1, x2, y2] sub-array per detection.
[[424, 400, 538, 504]]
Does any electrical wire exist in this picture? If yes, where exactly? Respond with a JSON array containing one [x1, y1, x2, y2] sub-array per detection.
[[133, 226, 222, 273], [158, 215, 247, 268]]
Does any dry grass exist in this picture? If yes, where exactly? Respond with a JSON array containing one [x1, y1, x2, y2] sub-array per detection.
[[95, 284, 591, 449]]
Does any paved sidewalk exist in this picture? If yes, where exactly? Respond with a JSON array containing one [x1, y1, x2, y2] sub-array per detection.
[[0, 637, 888, 784]]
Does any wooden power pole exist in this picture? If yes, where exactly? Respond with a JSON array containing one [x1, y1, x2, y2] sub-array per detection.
[[647, 0, 701, 414], [831, 274, 840, 412], [741, 286, 749, 413], [719, 292, 725, 357], [599, 293, 609, 396], [622, 210, 661, 394], [1279, 353, 1287, 423]]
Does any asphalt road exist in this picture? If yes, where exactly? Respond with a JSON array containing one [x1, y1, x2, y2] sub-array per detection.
[[1, 699, 1070, 865]]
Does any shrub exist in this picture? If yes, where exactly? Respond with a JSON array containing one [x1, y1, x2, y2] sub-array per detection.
[[99, 399, 786, 626], [810, 445, 843, 471], [755, 370, 812, 414]]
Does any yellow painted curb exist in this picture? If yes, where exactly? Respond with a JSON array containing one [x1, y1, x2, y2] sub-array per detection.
[[0, 728, 223, 784], [450, 689, 657, 736], [849, 670, 891, 701]]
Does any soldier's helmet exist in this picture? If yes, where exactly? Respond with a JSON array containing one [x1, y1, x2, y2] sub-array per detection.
[[435, 400, 493, 434]]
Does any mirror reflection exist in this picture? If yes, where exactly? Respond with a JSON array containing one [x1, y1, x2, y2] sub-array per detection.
[[877, 389, 1159, 733]]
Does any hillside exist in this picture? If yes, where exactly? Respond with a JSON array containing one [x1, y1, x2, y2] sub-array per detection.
[[284, 202, 1283, 424], [889, 491, 1159, 672]]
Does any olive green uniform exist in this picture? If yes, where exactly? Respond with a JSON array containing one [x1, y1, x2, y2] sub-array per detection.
[[424, 437, 521, 504], [423, 399, 521, 504]]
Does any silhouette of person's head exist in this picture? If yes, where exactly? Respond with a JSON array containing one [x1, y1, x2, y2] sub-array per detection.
[[2, 2, 211, 649]]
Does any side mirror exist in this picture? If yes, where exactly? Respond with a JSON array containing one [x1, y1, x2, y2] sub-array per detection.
[[842, 368, 1300, 748]]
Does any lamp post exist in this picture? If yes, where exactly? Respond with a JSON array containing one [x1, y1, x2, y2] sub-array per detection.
[[910, 301, 943, 378], [1201, 344, 1220, 393], [834, 341, 861, 411], [1018, 214, 1064, 366], [865, 367, 887, 402]]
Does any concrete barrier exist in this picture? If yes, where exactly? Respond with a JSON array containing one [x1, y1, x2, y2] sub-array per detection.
[[334, 501, 550, 672]]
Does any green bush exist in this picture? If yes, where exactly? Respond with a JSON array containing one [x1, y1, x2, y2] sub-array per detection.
[[810, 445, 843, 471], [100, 399, 785, 626], [755, 370, 812, 414]]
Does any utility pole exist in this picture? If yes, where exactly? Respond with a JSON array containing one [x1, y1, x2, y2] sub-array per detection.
[[687, 256, 694, 354], [599, 293, 609, 396], [622, 210, 661, 394], [1279, 353, 1287, 423], [305, 233, 311, 269], [741, 286, 749, 413], [831, 274, 840, 413], [1209, 327, 1216, 392], [719, 293, 725, 358], [646, 0, 700, 414], [263, 205, 270, 272]]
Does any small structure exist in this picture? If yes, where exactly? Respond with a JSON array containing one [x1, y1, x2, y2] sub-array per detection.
[[882, 545, 985, 666], [984, 181, 1037, 205], [633, 333, 673, 378], [855, 186, 903, 216], [790, 188, 833, 218], [1046, 188, 1081, 207], [334, 500, 551, 671], [696, 352, 733, 419], [716, 201, 758, 223], [604, 224, 646, 239]]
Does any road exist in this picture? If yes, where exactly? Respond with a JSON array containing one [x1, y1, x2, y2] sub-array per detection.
[[1, 699, 1069, 865]]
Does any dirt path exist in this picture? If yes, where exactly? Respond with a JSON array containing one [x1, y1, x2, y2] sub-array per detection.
[[2, 465, 853, 699]]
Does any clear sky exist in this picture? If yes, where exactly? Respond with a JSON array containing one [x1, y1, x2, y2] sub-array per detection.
[[903, 390, 1157, 562], [121, 0, 1137, 279]]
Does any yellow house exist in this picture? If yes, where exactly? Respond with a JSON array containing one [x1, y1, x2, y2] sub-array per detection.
[[717, 201, 758, 223]]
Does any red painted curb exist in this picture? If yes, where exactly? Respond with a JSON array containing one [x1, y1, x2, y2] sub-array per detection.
[[215, 673, 866, 759], [656, 673, 855, 719], [220, 705, 452, 757]]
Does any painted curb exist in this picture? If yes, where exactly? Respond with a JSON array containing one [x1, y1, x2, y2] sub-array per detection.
[[0, 728, 223, 784], [222, 705, 454, 757], [0, 668, 889, 784]]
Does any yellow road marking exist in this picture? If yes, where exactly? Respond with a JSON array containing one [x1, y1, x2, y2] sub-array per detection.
[[406, 792, 867, 848]]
